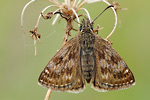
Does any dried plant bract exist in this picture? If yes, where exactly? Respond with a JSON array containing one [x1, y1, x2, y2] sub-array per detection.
[[21, 0, 118, 56]]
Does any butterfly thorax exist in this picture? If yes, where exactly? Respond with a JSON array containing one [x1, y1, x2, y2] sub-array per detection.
[[79, 19, 96, 83]]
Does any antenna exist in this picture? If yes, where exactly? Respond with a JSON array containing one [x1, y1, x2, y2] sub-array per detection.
[[54, 5, 114, 26], [54, 12, 81, 25], [92, 5, 114, 23]]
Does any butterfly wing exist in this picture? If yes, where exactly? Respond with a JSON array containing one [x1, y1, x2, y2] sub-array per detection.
[[92, 36, 135, 92], [38, 37, 85, 93]]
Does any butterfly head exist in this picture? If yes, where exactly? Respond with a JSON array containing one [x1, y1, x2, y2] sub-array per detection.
[[80, 18, 93, 32], [79, 5, 114, 33]]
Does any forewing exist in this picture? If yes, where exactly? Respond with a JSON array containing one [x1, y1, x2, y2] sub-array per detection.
[[92, 36, 135, 92], [38, 37, 85, 93]]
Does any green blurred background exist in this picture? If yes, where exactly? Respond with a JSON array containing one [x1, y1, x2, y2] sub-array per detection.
[[0, 0, 150, 100]]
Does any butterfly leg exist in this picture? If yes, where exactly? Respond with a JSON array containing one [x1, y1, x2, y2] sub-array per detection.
[[93, 25, 104, 35], [93, 25, 100, 34]]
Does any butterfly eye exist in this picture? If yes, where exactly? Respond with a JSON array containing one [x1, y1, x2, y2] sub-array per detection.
[[90, 25, 93, 30], [80, 25, 82, 31]]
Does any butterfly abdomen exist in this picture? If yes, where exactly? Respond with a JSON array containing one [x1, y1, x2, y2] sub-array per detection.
[[80, 31, 95, 83], [80, 47, 95, 83]]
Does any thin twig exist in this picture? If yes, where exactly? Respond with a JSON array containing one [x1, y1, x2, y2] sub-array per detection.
[[44, 89, 52, 100], [80, 8, 92, 22], [71, 8, 80, 27], [86, 0, 118, 40], [102, 0, 118, 40], [21, 0, 37, 33], [35, 5, 57, 28]]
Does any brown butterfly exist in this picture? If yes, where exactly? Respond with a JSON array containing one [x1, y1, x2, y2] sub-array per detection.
[[38, 18, 135, 93]]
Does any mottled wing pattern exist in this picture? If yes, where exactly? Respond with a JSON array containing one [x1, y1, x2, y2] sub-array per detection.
[[38, 37, 85, 93], [92, 36, 135, 92]]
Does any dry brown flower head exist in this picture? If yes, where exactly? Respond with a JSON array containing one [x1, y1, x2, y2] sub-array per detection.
[[21, 0, 118, 56]]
